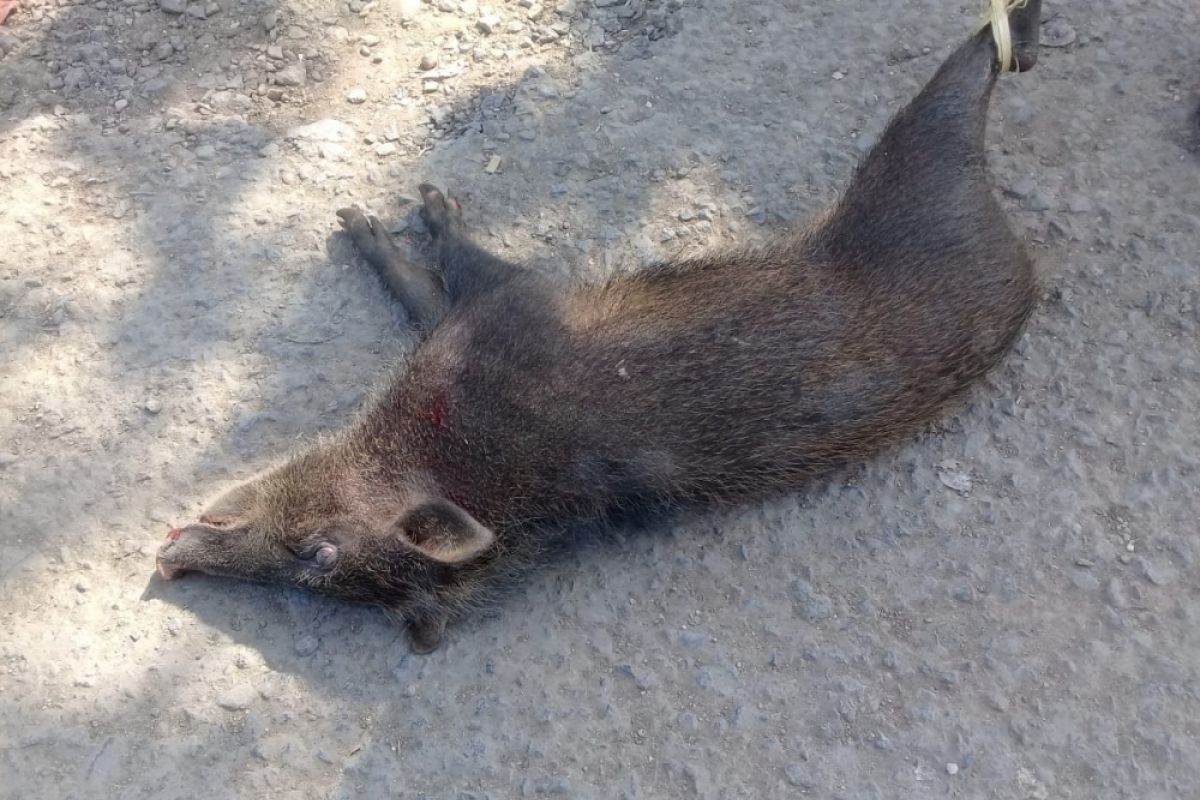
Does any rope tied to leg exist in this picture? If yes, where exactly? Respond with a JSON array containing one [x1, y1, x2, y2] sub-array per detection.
[[976, 0, 1028, 73]]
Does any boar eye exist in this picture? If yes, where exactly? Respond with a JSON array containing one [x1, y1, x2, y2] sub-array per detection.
[[311, 543, 338, 569]]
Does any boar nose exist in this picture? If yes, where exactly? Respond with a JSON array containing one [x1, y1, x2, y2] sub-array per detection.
[[155, 524, 214, 580]]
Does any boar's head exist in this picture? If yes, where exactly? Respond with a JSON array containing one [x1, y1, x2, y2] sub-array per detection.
[[154, 440, 495, 652]]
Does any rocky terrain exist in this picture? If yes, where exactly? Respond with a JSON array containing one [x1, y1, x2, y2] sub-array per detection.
[[1, 0, 1199, 797]]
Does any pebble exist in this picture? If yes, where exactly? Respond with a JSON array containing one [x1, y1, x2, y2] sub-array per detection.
[[1024, 190, 1052, 212], [275, 63, 307, 87], [946, 763, 960, 776], [267, 45, 284, 60], [1103, 577, 1128, 608], [159, 0, 186, 14], [419, 51, 439, 71], [144, 398, 163, 414], [694, 665, 739, 697], [194, 144, 217, 159], [1041, 17, 1077, 48], [345, 87, 368, 104], [1006, 176, 1037, 200], [477, 15, 500, 34], [784, 765, 816, 789], [936, 459, 972, 494], [1137, 557, 1176, 587], [215, 685, 258, 711], [261, 10, 278, 30], [791, 578, 833, 622], [294, 633, 320, 656]]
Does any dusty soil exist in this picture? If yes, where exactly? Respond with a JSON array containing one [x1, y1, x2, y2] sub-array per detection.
[[2, 0, 1199, 797]]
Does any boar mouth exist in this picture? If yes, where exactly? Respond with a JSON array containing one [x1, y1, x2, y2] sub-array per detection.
[[156, 559, 191, 581]]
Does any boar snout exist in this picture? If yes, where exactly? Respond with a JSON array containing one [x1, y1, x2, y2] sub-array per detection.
[[156, 523, 248, 582]]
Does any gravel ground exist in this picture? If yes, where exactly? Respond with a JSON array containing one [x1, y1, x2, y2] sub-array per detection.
[[2, 0, 1199, 797]]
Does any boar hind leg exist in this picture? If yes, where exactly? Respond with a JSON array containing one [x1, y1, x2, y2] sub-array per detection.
[[418, 182, 526, 302], [337, 208, 449, 331]]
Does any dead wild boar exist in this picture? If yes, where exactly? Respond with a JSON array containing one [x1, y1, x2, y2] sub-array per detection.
[[157, 3, 1044, 653]]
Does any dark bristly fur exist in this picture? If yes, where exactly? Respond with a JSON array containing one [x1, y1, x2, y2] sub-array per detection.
[[157, 3, 1043, 653]]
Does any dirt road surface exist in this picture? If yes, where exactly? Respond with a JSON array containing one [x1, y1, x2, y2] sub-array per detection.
[[2, 0, 1199, 797]]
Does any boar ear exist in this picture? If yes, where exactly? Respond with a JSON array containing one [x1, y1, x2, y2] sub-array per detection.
[[393, 499, 495, 564]]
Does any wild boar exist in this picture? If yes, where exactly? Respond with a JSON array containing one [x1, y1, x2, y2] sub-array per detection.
[[157, 2, 1043, 653]]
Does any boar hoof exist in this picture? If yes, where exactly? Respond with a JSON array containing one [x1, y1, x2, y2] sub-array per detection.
[[417, 182, 463, 240], [336, 207, 393, 266], [406, 614, 447, 654]]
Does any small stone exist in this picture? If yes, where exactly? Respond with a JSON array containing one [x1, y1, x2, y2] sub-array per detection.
[[946, 763, 960, 776], [267, 45, 284, 60], [476, 14, 500, 33], [526, 3, 543, 20], [791, 578, 833, 622], [1041, 17, 1077, 48], [114, 98, 129, 111], [294, 634, 319, 656], [1024, 190, 1052, 212], [1069, 569, 1100, 592], [261, 10, 278, 30], [949, 578, 975, 603], [216, 686, 258, 711], [419, 51, 439, 71], [267, 88, 285, 101], [194, 144, 217, 160], [1138, 557, 1177, 586], [678, 208, 694, 222], [375, 143, 397, 156], [185, 3, 207, 19], [159, 0, 186, 13], [345, 87, 368, 104], [784, 765, 816, 789], [484, 154, 502, 174], [517, 128, 537, 141], [275, 63, 307, 87], [1006, 176, 1036, 199], [396, 0, 421, 19], [936, 459, 972, 494], [1103, 577, 1128, 608], [832, 70, 845, 80], [506, 19, 524, 33], [144, 398, 163, 414], [422, 80, 440, 93]]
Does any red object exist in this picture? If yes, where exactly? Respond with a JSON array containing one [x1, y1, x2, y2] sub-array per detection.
[[166, 528, 182, 540], [0, 1, 17, 25], [421, 395, 448, 429]]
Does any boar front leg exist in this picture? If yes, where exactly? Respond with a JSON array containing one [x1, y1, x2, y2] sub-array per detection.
[[417, 182, 527, 302], [337, 207, 449, 331]]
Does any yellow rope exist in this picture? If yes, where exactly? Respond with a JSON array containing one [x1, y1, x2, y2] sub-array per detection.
[[975, 0, 1027, 72]]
